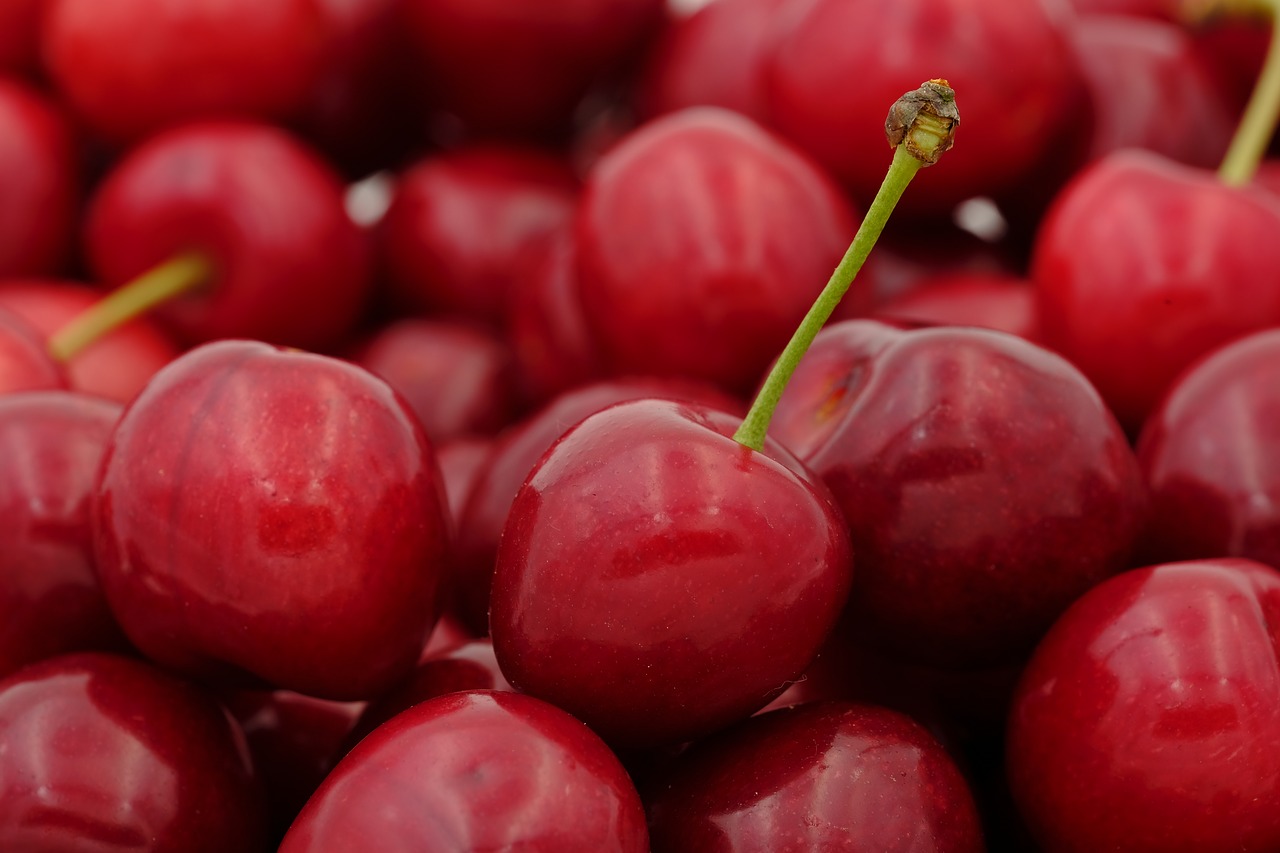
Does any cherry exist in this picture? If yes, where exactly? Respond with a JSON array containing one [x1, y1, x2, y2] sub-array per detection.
[[645, 701, 984, 852], [491, 399, 854, 748], [451, 376, 744, 633], [1007, 558, 1280, 852], [0, 652, 269, 851], [574, 106, 861, 393], [42, 0, 328, 143], [0, 391, 129, 679], [763, 0, 1088, 216], [352, 318, 520, 445], [435, 436, 493, 527], [872, 271, 1040, 342], [0, 279, 181, 403], [0, 0, 44, 77], [0, 307, 64, 394], [280, 691, 650, 852], [1137, 328, 1280, 568], [397, 0, 666, 140], [634, 0, 794, 124], [768, 319, 1147, 669], [76, 120, 372, 352], [378, 146, 579, 325], [1033, 149, 1280, 433], [0, 78, 78, 279], [92, 339, 451, 700]]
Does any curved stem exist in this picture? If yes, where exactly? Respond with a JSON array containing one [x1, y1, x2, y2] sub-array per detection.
[[48, 253, 213, 362], [733, 146, 924, 452], [1219, 1, 1280, 185]]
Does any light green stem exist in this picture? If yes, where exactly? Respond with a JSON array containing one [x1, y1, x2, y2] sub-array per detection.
[[1219, 2, 1280, 185], [733, 145, 924, 451], [48, 253, 212, 361]]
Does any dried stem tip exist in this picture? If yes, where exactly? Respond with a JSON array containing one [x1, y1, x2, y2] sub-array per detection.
[[885, 78, 959, 166]]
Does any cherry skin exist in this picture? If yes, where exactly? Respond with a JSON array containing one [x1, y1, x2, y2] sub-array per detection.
[[1007, 558, 1280, 852], [280, 690, 650, 852], [0, 279, 182, 403], [645, 701, 984, 852], [1033, 149, 1280, 434], [352, 318, 520, 445], [490, 399, 853, 748], [452, 376, 744, 633], [42, 0, 328, 143], [0, 78, 78, 279], [0, 307, 65, 395], [1137, 328, 1280, 568], [768, 319, 1146, 669], [635, 0, 794, 124], [763, 0, 1087, 216], [0, 391, 129, 679], [84, 120, 372, 351], [872, 271, 1040, 342], [397, 0, 665, 140], [0, 652, 269, 852], [92, 339, 451, 700], [0, 0, 44, 77], [378, 145, 579, 326], [574, 107, 861, 393]]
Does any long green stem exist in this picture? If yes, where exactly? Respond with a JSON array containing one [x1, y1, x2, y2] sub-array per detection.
[[1218, 0, 1280, 184], [733, 147, 924, 451], [48, 253, 213, 361]]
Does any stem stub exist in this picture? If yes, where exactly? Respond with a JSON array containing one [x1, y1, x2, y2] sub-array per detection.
[[885, 78, 960, 166]]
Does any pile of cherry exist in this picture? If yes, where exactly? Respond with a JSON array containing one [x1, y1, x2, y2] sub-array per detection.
[[3, 0, 1280, 850]]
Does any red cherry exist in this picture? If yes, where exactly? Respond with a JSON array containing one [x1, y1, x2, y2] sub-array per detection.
[[280, 691, 650, 852], [83, 121, 372, 350], [0, 279, 181, 403], [93, 340, 451, 700], [1137, 328, 1280, 568], [574, 107, 860, 392], [0, 0, 44, 77], [0, 391, 129, 679], [0, 652, 269, 852], [1007, 558, 1280, 852], [646, 701, 984, 852], [42, 0, 328, 143], [0, 78, 78, 279], [769, 320, 1146, 668], [872, 271, 1040, 342], [1033, 149, 1280, 433], [379, 145, 579, 325], [490, 399, 853, 748]]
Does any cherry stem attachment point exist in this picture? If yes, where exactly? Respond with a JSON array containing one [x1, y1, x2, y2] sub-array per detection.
[[733, 80, 959, 452], [1213, 0, 1280, 184], [48, 253, 213, 362]]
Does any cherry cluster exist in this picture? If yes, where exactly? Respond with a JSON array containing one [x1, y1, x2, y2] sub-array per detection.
[[1, 0, 1279, 851]]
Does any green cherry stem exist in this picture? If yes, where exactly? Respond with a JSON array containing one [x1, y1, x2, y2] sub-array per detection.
[[1207, 0, 1280, 185], [733, 79, 959, 452], [47, 252, 214, 362]]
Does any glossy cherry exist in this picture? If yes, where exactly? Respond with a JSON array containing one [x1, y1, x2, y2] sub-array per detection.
[[42, 0, 328, 143], [574, 107, 861, 393], [83, 120, 372, 350], [280, 690, 650, 852], [1007, 558, 1280, 852], [0, 652, 268, 851], [0, 391, 128, 679], [452, 376, 743, 633], [1137, 328, 1280, 568], [0, 279, 181, 403], [93, 339, 451, 700], [646, 701, 984, 852], [768, 319, 1147, 669], [0, 78, 78, 279], [378, 145, 579, 325], [490, 399, 853, 748], [1032, 149, 1280, 433]]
